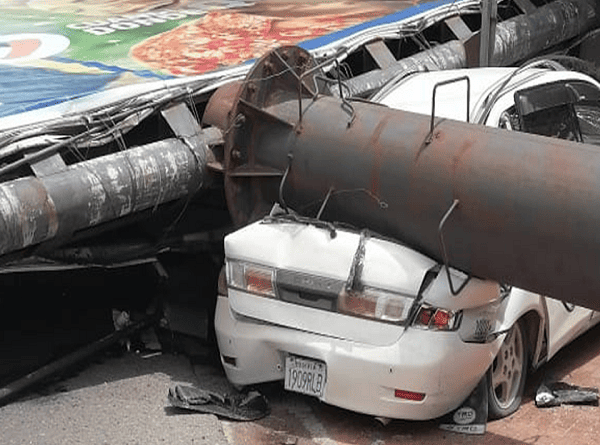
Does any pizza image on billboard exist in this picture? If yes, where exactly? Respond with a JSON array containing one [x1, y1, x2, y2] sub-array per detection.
[[130, 1, 416, 75]]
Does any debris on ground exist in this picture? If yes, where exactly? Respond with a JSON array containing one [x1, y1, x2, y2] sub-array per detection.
[[168, 385, 269, 421], [535, 382, 599, 408]]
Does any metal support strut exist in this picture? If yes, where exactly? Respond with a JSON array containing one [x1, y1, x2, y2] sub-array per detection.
[[438, 199, 472, 295]]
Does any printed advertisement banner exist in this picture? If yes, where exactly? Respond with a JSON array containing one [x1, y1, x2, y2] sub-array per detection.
[[0, 0, 465, 118]]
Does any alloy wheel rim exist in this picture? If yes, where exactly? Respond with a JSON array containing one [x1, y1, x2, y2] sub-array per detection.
[[491, 324, 524, 409]]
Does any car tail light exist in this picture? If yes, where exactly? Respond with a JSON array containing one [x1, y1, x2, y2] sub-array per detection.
[[226, 260, 276, 298], [338, 287, 413, 324], [218, 266, 228, 297], [413, 304, 461, 330], [246, 267, 274, 295], [395, 389, 426, 401]]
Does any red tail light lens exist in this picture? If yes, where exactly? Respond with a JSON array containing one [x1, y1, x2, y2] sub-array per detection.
[[433, 309, 450, 327], [338, 287, 413, 324], [413, 304, 460, 331], [226, 260, 276, 298], [418, 307, 433, 325], [395, 389, 426, 401], [246, 268, 274, 295]]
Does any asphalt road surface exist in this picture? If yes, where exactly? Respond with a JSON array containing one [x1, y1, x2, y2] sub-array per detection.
[[1, 259, 599, 445], [1, 320, 599, 445]]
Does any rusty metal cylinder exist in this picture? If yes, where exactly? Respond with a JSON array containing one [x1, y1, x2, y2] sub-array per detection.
[[213, 46, 600, 311], [0, 138, 205, 256], [492, 0, 598, 66], [345, 0, 599, 97]]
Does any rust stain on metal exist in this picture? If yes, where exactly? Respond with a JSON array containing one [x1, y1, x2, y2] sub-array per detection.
[[213, 45, 600, 310], [450, 137, 473, 192], [203, 80, 242, 130], [367, 116, 389, 198]]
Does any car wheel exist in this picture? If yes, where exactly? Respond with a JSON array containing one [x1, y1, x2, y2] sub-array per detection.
[[487, 319, 528, 419]]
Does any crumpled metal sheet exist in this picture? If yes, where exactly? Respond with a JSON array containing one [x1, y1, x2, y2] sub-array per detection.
[[343, 0, 600, 98], [343, 40, 466, 98], [535, 382, 599, 407], [168, 385, 270, 421]]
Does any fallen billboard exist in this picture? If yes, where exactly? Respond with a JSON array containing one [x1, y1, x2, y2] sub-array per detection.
[[0, 0, 480, 120]]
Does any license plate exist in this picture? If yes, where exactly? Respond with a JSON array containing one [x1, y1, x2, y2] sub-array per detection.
[[284, 355, 327, 398]]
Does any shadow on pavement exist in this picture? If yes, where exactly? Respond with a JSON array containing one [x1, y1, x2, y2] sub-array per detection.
[[525, 322, 600, 401]]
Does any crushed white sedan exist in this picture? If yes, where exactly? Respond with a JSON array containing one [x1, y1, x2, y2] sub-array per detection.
[[214, 61, 600, 421]]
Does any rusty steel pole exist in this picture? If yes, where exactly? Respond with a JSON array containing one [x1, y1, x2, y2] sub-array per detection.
[[0, 104, 219, 257], [206, 46, 600, 311], [344, 0, 599, 97]]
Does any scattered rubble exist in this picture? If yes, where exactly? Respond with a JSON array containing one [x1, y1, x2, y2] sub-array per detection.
[[535, 382, 599, 408]]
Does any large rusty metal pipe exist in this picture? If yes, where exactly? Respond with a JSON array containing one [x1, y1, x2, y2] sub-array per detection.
[[492, 0, 597, 66], [344, 0, 599, 97], [0, 103, 221, 258], [210, 46, 600, 311], [0, 137, 208, 257]]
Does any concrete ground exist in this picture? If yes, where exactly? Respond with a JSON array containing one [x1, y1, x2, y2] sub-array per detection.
[[1, 352, 227, 445], [1, 262, 599, 445], [1, 321, 599, 445]]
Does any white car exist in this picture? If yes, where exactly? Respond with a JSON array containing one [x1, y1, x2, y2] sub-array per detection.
[[214, 61, 600, 421]]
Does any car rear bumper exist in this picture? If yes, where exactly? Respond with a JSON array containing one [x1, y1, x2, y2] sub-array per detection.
[[215, 295, 502, 420]]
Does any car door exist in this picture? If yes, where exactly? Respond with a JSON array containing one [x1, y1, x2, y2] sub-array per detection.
[[544, 297, 597, 359]]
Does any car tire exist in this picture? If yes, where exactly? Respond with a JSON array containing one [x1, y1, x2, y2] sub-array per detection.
[[487, 319, 528, 419]]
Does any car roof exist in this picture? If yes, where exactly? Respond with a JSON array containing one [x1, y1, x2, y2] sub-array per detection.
[[373, 66, 600, 126]]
